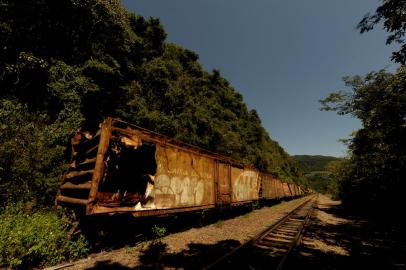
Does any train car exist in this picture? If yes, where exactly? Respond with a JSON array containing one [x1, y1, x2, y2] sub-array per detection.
[[275, 179, 285, 199], [260, 173, 284, 200], [297, 184, 301, 196], [298, 186, 302, 196], [290, 183, 298, 197], [288, 183, 294, 197], [56, 118, 260, 216], [281, 182, 291, 197]]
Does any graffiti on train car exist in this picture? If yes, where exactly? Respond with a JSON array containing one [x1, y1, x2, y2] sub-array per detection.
[[151, 145, 215, 209], [232, 169, 259, 201]]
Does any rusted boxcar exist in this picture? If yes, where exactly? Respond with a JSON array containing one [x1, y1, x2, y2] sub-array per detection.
[[282, 182, 291, 197], [260, 173, 283, 200], [274, 179, 285, 199], [295, 184, 301, 196], [289, 183, 297, 197], [297, 186, 304, 196], [56, 118, 260, 216]]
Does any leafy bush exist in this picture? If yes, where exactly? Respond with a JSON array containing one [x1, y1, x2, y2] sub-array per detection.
[[0, 203, 89, 269], [150, 225, 166, 241]]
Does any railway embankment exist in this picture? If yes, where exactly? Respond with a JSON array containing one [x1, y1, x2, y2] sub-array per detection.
[[46, 196, 311, 269], [45, 195, 406, 270]]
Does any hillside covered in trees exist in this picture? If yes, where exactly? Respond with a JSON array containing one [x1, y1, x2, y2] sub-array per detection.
[[0, 0, 307, 267], [292, 155, 343, 197], [0, 0, 305, 209], [292, 155, 339, 174]]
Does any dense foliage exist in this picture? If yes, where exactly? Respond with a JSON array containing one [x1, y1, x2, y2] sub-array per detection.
[[358, 0, 406, 64], [292, 155, 339, 174], [293, 155, 343, 197], [0, 0, 303, 208], [320, 69, 406, 211], [0, 204, 89, 268], [316, 0, 406, 214]]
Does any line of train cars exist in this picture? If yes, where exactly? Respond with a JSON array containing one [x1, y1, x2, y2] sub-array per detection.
[[56, 117, 310, 217]]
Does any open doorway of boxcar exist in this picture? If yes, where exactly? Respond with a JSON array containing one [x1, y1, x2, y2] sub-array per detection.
[[98, 138, 157, 206]]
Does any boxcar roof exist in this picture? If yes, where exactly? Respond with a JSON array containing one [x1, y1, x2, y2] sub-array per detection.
[[109, 117, 255, 170]]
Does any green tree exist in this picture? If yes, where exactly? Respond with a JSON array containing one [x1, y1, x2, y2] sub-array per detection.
[[324, 158, 351, 199], [358, 0, 406, 64], [320, 68, 406, 210]]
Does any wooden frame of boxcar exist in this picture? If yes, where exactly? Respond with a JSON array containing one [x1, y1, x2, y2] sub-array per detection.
[[56, 118, 300, 216]]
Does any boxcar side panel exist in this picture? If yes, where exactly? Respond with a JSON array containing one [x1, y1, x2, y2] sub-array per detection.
[[261, 174, 280, 200], [231, 167, 259, 202], [278, 182, 283, 198], [288, 184, 295, 196], [282, 183, 291, 197], [272, 178, 279, 199], [217, 162, 232, 206], [260, 174, 271, 199], [153, 145, 215, 209]]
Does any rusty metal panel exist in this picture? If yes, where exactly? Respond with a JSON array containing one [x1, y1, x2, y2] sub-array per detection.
[[271, 178, 278, 198], [260, 174, 271, 199], [277, 180, 282, 197], [268, 177, 275, 198], [293, 184, 298, 196], [231, 166, 259, 202], [273, 179, 279, 198], [271, 179, 277, 198], [56, 119, 108, 213], [217, 162, 231, 205], [260, 174, 279, 200], [273, 178, 280, 198], [282, 183, 291, 197], [87, 118, 112, 214], [151, 145, 216, 209], [287, 183, 293, 197]]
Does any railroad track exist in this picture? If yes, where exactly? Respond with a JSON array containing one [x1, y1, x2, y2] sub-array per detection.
[[203, 195, 317, 270]]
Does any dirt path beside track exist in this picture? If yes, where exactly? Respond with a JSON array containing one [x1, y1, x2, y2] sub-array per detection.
[[286, 195, 406, 270]]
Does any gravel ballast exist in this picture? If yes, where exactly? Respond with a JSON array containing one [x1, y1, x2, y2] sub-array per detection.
[[56, 196, 312, 269]]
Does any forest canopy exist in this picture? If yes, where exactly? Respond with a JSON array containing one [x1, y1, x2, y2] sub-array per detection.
[[292, 155, 339, 174], [0, 0, 304, 206]]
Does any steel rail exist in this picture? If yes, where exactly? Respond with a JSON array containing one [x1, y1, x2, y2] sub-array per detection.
[[202, 195, 317, 270], [275, 195, 317, 270]]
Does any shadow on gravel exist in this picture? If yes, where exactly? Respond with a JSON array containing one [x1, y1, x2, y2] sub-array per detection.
[[86, 260, 133, 270], [139, 240, 241, 269], [79, 198, 287, 253], [285, 202, 406, 270], [86, 239, 241, 270]]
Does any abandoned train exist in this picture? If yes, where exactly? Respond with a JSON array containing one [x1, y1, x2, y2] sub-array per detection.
[[56, 118, 308, 216]]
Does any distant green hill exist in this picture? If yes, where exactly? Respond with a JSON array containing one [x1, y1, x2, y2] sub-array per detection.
[[292, 155, 343, 195], [292, 155, 339, 173]]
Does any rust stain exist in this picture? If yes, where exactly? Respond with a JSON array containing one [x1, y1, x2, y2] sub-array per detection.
[[154, 194, 176, 208]]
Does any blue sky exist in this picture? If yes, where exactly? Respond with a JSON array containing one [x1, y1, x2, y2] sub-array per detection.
[[123, 0, 399, 157]]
